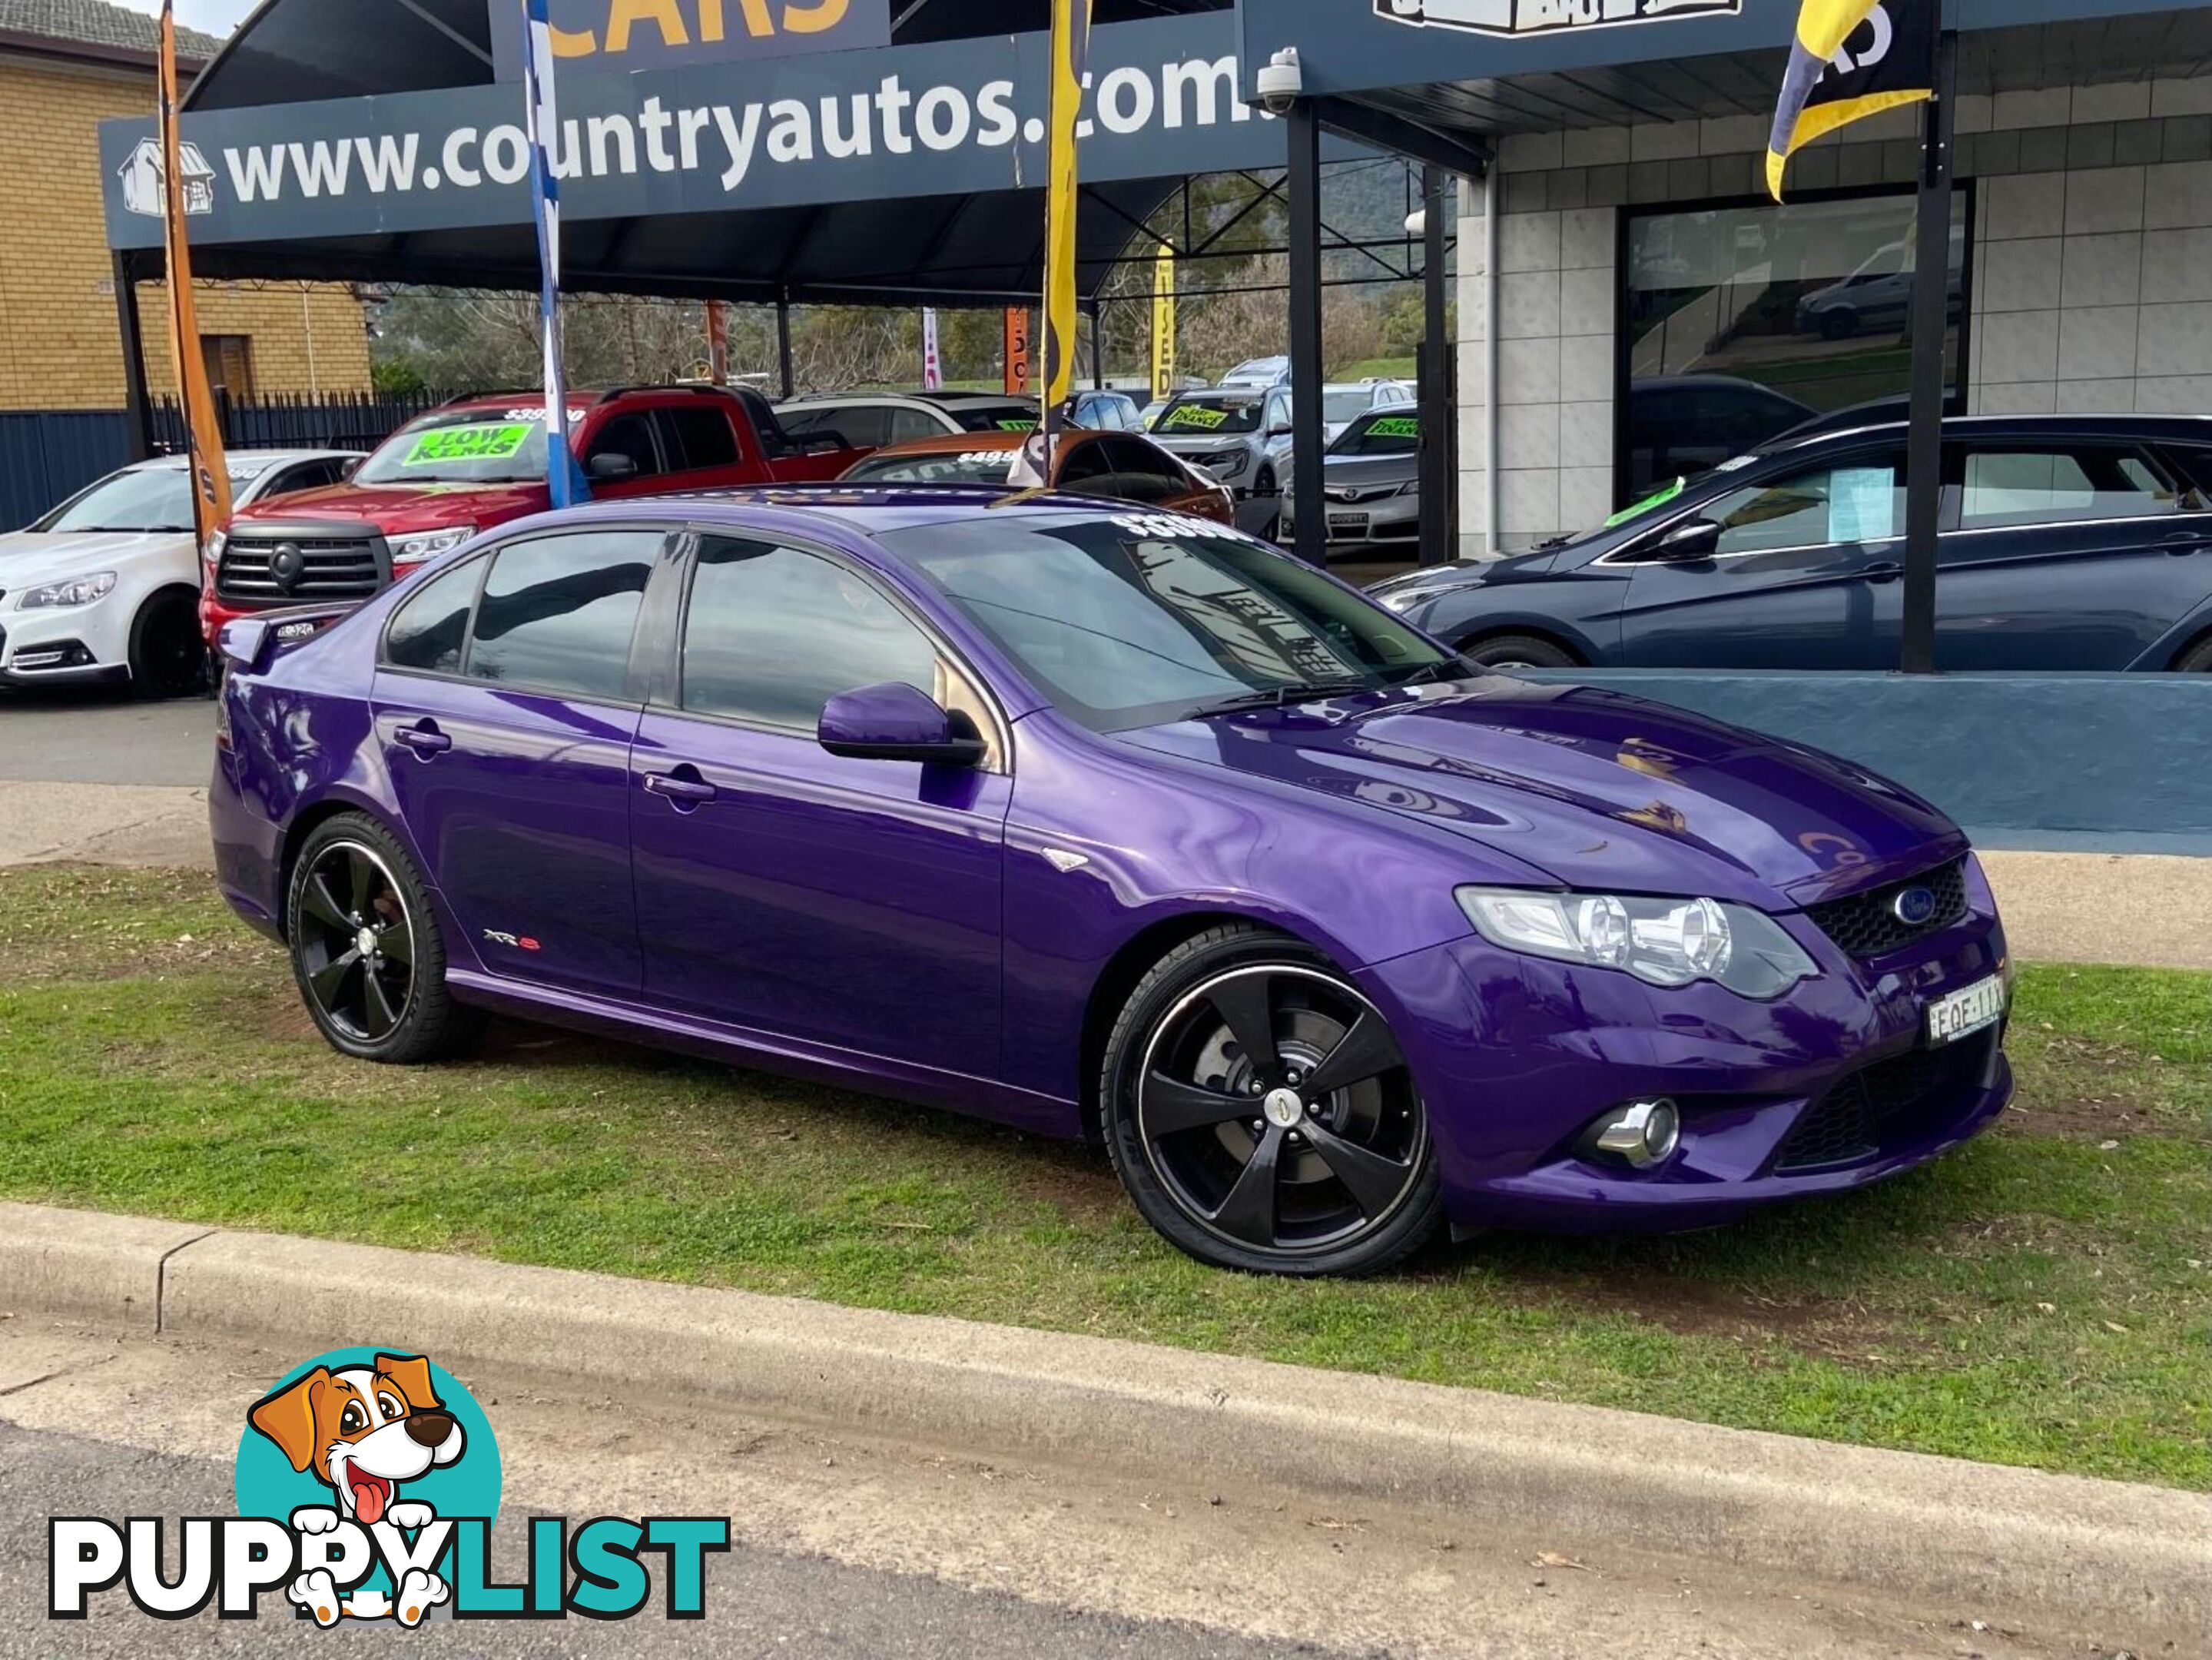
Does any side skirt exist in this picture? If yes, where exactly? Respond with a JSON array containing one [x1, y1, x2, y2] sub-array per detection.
[[445, 968, 1082, 1140]]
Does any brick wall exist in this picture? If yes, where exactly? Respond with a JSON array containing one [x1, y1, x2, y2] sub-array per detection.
[[1457, 75, 2212, 554], [0, 51, 370, 411]]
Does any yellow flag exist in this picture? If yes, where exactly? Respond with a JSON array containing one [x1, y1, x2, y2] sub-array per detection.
[[158, 0, 233, 551], [1768, 1, 1934, 201], [1149, 245, 1177, 404], [1038, 0, 1093, 460]]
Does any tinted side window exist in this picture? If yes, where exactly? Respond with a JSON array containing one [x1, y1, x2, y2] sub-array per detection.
[[264, 459, 343, 497], [659, 407, 741, 472], [1055, 437, 1116, 486], [1959, 447, 2175, 529], [889, 407, 947, 445], [466, 533, 658, 700], [1099, 437, 1189, 502], [587, 413, 662, 479], [682, 538, 937, 729], [383, 558, 483, 675], [803, 404, 891, 449]]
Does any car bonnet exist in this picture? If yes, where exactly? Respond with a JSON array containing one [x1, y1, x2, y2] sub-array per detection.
[[1115, 677, 1965, 910]]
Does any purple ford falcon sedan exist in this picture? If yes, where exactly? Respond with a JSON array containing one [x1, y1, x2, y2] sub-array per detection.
[[210, 490, 2012, 1277]]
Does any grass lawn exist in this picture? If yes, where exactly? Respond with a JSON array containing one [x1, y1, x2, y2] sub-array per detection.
[[3, 865, 2208, 1489]]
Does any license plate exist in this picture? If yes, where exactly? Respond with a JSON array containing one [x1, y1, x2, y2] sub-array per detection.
[[1328, 514, 1368, 534], [1926, 974, 2006, 1046]]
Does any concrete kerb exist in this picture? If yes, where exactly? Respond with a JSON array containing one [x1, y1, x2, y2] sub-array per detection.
[[2, 1203, 2207, 1644]]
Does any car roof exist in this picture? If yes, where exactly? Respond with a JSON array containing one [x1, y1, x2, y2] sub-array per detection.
[[129, 447, 360, 471], [506, 485, 1160, 538], [1762, 411, 2212, 457], [856, 428, 1101, 456]]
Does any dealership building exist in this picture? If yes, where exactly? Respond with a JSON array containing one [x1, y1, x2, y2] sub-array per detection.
[[1229, 1, 2212, 556]]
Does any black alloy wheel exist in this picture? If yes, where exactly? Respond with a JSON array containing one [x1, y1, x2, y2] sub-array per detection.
[[285, 813, 480, 1064], [294, 839, 416, 1043], [1103, 926, 1441, 1277], [129, 589, 209, 699]]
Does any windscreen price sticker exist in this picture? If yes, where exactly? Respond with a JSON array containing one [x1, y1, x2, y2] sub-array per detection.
[[1162, 405, 1231, 431], [405, 423, 533, 466], [1368, 417, 1420, 438]]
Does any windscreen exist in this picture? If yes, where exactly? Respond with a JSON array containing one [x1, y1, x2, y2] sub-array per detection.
[[843, 450, 1016, 485], [1330, 413, 1420, 456], [353, 407, 578, 485], [1154, 393, 1266, 437], [37, 464, 262, 533], [879, 512, 1451, 732]]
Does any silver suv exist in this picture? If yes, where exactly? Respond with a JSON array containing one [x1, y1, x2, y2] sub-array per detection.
[[1146, 387, 1295, 535]]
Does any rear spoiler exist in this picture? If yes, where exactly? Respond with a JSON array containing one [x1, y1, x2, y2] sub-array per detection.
[[216, 605, 355, 676]]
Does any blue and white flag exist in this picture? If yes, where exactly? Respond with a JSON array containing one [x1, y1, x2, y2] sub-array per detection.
[[519, 0, 585, 507]]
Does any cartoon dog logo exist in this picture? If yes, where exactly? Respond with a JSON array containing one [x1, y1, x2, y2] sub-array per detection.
[[247, 1353, 464, 1627]]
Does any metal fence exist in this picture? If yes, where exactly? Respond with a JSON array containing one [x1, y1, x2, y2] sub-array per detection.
[[0, 392, 449, 530]]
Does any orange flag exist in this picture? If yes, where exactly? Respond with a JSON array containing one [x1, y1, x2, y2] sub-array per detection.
[[158, 0, 233, 552]]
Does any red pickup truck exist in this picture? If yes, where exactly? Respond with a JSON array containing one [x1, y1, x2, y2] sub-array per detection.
[[202, 385, 861, 643]]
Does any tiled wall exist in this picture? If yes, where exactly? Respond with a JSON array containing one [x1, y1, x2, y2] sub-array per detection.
[[1456, 77, 2212, 554]]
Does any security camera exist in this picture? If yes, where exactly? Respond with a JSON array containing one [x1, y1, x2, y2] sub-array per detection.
[[1255, 48, 1303, 116]]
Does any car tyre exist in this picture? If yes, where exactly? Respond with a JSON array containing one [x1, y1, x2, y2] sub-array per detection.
[[1101, 924, 1442, 1277], [2173, 635, 2212, 673], [287, 813, 482, 1065], [1253, 466, 1282, 538], [128, 588, 210, 699], [1461, 632, 1580, 670], [1818, 308, 1859, 341]]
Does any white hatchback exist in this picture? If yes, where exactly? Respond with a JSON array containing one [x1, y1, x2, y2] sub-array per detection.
[[0, 449, 360, 697]]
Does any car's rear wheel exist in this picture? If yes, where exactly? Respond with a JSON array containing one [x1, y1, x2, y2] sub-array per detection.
[[128, 589, 209, 699], [287, 814, 480, 1065], [2173, 634, 2212, 673], [1460, 632, 1581, 670], [1101, 925, 1442, 1277]]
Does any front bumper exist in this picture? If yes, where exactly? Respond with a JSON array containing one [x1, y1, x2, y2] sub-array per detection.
[[1284, 493, 1420, 550], [1358, 894, 2012, 1234], [0, 599, 133, 686]]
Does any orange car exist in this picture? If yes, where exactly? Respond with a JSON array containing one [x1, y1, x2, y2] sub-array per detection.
[[838, 428, 1235, 523]]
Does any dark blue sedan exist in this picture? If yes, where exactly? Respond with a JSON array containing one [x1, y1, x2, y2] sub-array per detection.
[[1373, 416, 2212, 673]]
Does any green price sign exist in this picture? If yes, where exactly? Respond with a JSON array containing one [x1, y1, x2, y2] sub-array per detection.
[[995, 419, 1039, 432], [1368, 416, 1420, 438], [404, 423, 533, 466], [1162, 404, 1229, 431]]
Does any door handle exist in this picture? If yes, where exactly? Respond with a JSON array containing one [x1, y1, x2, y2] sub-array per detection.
[[644, 767, 718, 807], [396, 722, 451, 757], [1861, 562, 1903, 584]]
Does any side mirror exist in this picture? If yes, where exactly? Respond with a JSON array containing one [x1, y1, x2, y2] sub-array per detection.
[[1268, 422, 1293, 438], [587, 452, 640, 482], [818, 682, 985, 767], [1648, 517, 1722, 562], [340, 457, 363, 480]]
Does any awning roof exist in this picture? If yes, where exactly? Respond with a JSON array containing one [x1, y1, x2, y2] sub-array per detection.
[[128, 0, 1240, 306]]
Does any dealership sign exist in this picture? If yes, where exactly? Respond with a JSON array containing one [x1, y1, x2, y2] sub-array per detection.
[[103, 14, 1273, 251], [488, 0, 891, 81], [1373, 0, 1739, 38]]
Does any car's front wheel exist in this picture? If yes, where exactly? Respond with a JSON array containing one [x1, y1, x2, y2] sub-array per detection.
[[1460, 632, 1580, 670], [128, 588, 210, 699], [1102, 925, 1442, 1277], [287, 813, 480, 1064]]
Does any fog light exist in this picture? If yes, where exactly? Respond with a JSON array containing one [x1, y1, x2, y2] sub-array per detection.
[[1587, 1100, 1680, 1170]]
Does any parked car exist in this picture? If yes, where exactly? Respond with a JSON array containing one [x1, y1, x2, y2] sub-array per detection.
[[1063, 388, 1146, 432], [1369, 414, 2212, 673], [1321, 380, 1414, 443], [1149, 387, 1296, 536], [204, 387, 855, 646], [213, 493, 2011, 1275], [1219, 355, 1292, 388], [778, 390, 1040, 448], [0, 449, 358, 696], [1281, 409, 1421, 556], [1139, 398, 1169, 431], [840, 429, 1233, 522]]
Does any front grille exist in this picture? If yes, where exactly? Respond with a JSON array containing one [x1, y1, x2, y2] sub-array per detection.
[[1805, 857, 1970, 959], [218, 533, 384, 605], [1773, 1031, 1997, 1174]]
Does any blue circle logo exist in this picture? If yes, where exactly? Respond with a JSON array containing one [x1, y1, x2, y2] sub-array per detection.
[[236, 1349, 501, 1627], [1892, 886, 1938, 927]]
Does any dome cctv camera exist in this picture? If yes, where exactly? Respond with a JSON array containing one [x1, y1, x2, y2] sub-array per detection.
[[1255, 48, 1302, 116]]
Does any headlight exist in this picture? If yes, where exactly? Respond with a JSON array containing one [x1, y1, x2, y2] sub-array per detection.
[[1393, 481, 1420, 497], [203, 530, 227, 569], [1377, 589, 1422, 613], [1457, 887, 1819, 998], [390, 526, 476, 566], [20, 572, 118, 609]]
